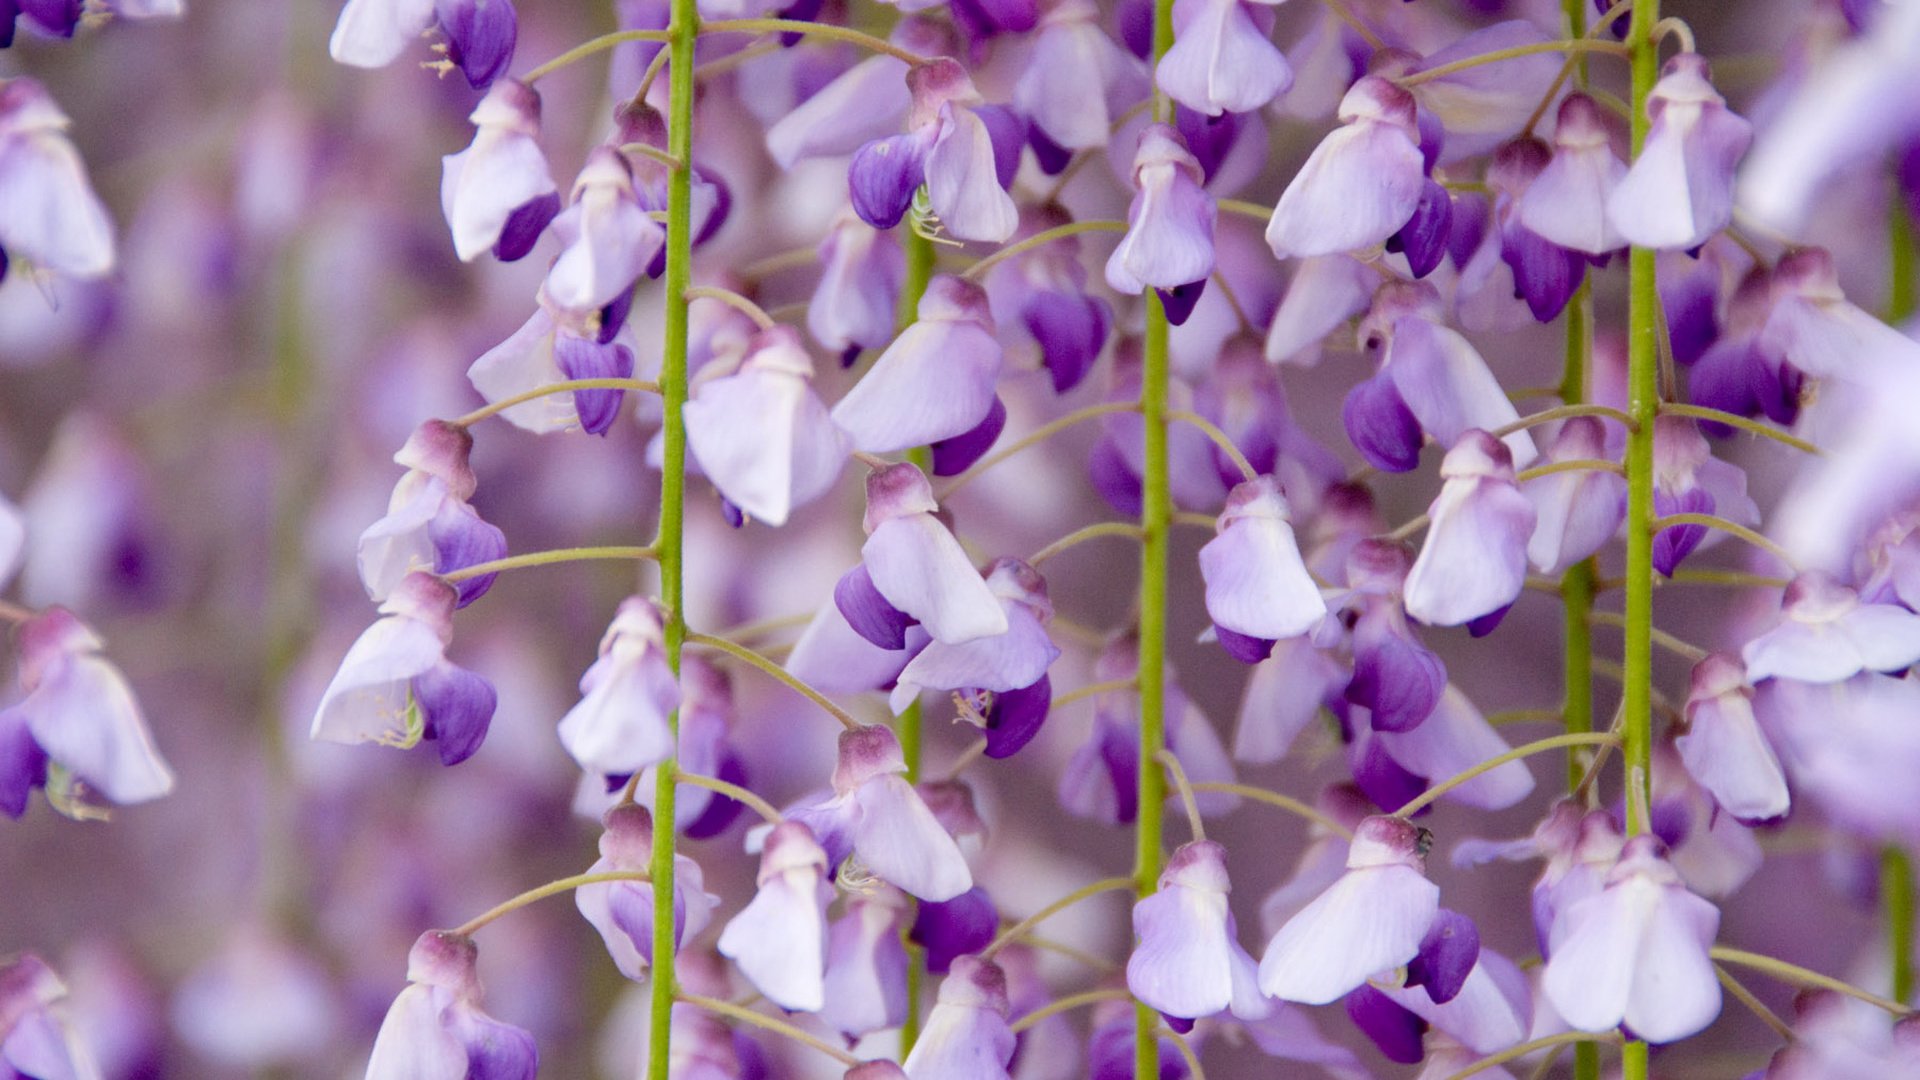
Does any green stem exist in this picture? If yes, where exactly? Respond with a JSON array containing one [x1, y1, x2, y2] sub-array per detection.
[[1135, 289, 1173, 1080], [1656, 403, 1822, 455], [699, 18, 930, 65], [523, 29, 673, 83], [440, 545, 656, 583], [982, 876, 1136, 959], [676, 993, 860, 1066], [1647, 513, 1797, 569], [1030, 521, 1147, 566], [1009, 988, 1136, 1034], [685, 632, 862, 730], [451, 871, 652, 937], [1886, 849, 1915, 1003], [1711, 946, 1912, 1016], [684, 285, 776, 329], [1441, 1032, 1623, 1080], [1489, 401, 1633, 438], [1392, 733, 1618, 819], [451, 378, 662, 428], [1189, 782, 1354, 838], [1167, 410, 1257, 481], [1396, 38, 1629, 88], [961, 219, 1128, 281], [1514, 458, 1625, 482], [646, 1, 698, 1075], [672, 766, 782, 825]]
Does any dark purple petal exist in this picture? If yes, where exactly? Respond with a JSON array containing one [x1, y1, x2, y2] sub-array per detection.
[[972, 105, 1028, 190], [1756, 359, 1804, 427], [491, 192, 561, 262], [1664, 262, 1719, 367], [414, 662, 498, 766], [1175, 106, 1242, 186], [1345, 984, 1428, 1065], [931, 395, 1007, 476], [693, 166, 731, 246], [1349, 728, 1428, 814], [982, 674, 1051, 759], [597, 286, 635, 343], [1343, 370, 1423, 474], [1089, 437, 1144, 517], [971, 0, 1038, 33], [453, 1010, 539, 1080], [1163, 1014, 1195, 1035], [910, 886, 999, 973], [1156, 280, 1207, 327], [18, 0, 77, 37], [1649, 795, 1692, 850], [1024, 290, 1111, 395], [1592, 0, 1628, 38], [554, 336, 636, 436], [1448, 194, 1489, 269], [1348, 635, 1445, 732], [1088, 1019, 1187, 1080], [838, 344, 863, 369], [772, 0, 823, 43], [1652, 487, 1714, 576], [834, 563, 915, 650], [1214, 624, 1276, 664], [428, 503, 508, 608], [1115, 0, 1152, 58], [436, 0, 518, 89], [849, 133, 930, 231], [1027, 122, 1073, 175], [1100, 721, 1140, 825], [1687, 340, 1764, 430], [1405, 908, 1479, 1005], [1414, 108, 1445, 175], [0, 708, 47, 819], [1385, 180, 1453, 280], [684, 752, 750, 839], [1501, 221, 1585, 323], [1466, 602, 1512, 638], [608, 882, 660, 953], [0, 5, 16, 49], [719, 498, 745, 529]]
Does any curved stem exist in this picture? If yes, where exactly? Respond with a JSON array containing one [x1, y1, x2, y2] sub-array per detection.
[[1648, 568, 1790, 590], [621, 142, 684, 170], [1168, 410, 1256, 481], [676, 993, 861, 1066], [1716, 965, 1795, 1040], [1010, 988, 1135, 1034], [1318, 0, 1385, 50], [699, 18, 930, 65], [452, 378, 662, 428], [674, 767, 782, 825], [961, 220, 1128, 282], [1393, 732, 1620, 819], [1491, 402, 1634, 438], [523, 29, 673, 83], [1440, 1032, 1623, 1080], [1031, 522, 1146, 566], [1397, 38, 1629, 88], [1387, 513, 1429, 542], [686, 632, 861, 731], [1172, 511, 1216, 529], [1163, 1025, 1207, 1080], [1154, 748, 1205, 844], [685, 285, 776, 330], [938, 402, 1140, 499], [1216, 198, 1271, 222], [1515, 458, 1625, 482], [1586, 609, 1709, 662], [740, 245, 820, 281], [440, 545, 656, 583], [983, 877, 1135, 959], [1651, 16, 1695, 53], [1648, 513, 1798, 570], [1486, 707, 1563, 726], [451, 870, 652, 936], [1657, 403, 1823, 455], [1189, 782, 1354, 839], [1710, 946, 1912, 1016], [1053, 677, 1140, 711]]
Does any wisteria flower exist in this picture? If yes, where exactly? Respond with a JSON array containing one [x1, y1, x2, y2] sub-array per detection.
[[833, 274, 1002, 453], [684, 325, 851, 527], [310, 572, 498, 767], [1265, 76, 1424, 259], [356, 420, 506, 609], [1403, 430, 1537, 628], [0, 77, 114, 279], [1521, 417, 1626, 574], [1516, 93, 1626, 256], [1014, 0, 1145, 151], [466, 305, 645, 435], [440, 78, 559, 263], [808, 215, 905, 363], [1744, 570, 1920, 684], [1259, 815, 1441, 1005], [1154, 0, 1290, 117], [1486, 136, 1589, 323], [330, 0, 517, 88], [795, 724, 972, 901], [820, 886, 911, 1040], [847, 60, 1017, 243], [889, 556, 1059, 725], [1199, 474, 1327, 660], [0, 953, 100, 1079], [1370, 684, 1536, 812], [850, 462, 1007, 644], [1676, 652, 1788, 823], [901, 955, 1015, 1080], [574, 804, 719, 981], [1263, 255, 1376, 366], [556, 596, 680, 780], [1542, 835, 1722, 1044], [1340, 538, 1446, 734], [716, 820, 833, 1011], [1608, 53, 1753, 251], [1651, 415, 1759, 576], [1760, 246, 1920, 383], [1105, 124, 1216, 314], [543, 147, 663, 316], [364, 930, 536, 1079], [1127, 839, 1271, 1022]]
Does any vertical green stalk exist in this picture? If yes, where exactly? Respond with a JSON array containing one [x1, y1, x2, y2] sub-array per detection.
[[1621, 3, 1660, 1079], [1561, 282, 1595, 796], [898, 227, 935, 1055], [1884, 176, 1918, 1008], [646, 2, 697, 1076]]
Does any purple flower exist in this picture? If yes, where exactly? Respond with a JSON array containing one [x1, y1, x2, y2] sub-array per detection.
[[1404, 431, 1538, 628], [357, 420, 507, 609], [1264, 255, 1376, 365], [717, 821, 833, 1011], [808, 215, 905, 359], [1522, 417, 1626, 574], [1677, 653, 1788, 823], [310, 572, 498, 767], [1105, 124, 1216, 306], [0, 954, 97, 1079], [1265, 76, 1424, 258], [1608, 53, 1753, 251], [856, 462, 1007, 644], [1362, 281, 1537, 465], [1742, 571, 1920, 684], [364, 931, 537, 1079], [877, 60, 1018, 244], [685, 326, 852, 527], [1404, 20, 1565, 165], [1232, 635, 1347, 763], [833, 276, 1003, 454], [329, 0, 518, 88], [1542, 835, 1722, 1044], [1339, 538, 1445, 734], [467, 306, 644, 435], [542, 148, 664, 316], [821, 886, 911, 1040], [0, 78, 113, 279], [1651, 415, 1760, 576], [1516, 93, 1626, 255], [1258, 816, 1441, 1005], [911, 886, 997, 975], [786, 584, 920, 695], [1154, 0, 1291, 117], [1059, 635, 1238, 823], [1014, 0, 1146, 150], [901, 956, 1015, 1080], [1760, 246, 1920, 382], [1127, 840, 1272, 1022], [439, 79, 559, 262], [1377, 947, 1532, 1056], [1370, 685, 1536, 811], [889, 556, 1060, 715], [574, 804, 719, 980], [802, 724, 973, 901], [1199, 475, 1327, 650], [556, 596, 681, 780], [766, 40, 915, 168], [1488, 137, 1588, 323]]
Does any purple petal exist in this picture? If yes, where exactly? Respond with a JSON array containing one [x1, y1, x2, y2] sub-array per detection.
[[1466, 603, 1512, 638], [684, 752, 751, 839], [446, 1005, 539, 1080], [1089, 436, 1144, 517], [1214, 624, 1276, 664], [1156, 280, 1207, 327], [1349, 728, 1428, 815], [1348, 634, 1446, 733], [0, 707, 47, 818], [554, 334, 636, 436], [1385, 180, 1453, 279], [848, 132, 931, 231], [428, 503, 507, 609], [436, 0, 518, 89], [1345, 984, 1427, 1065], [1027, 122, 1072, 174], [1652, 487, 1714, 576], [1343, 370, 1423, 473], [492, 191, 560, 262], [834, 563, 915, 651], [18, 0, 77, 37], [1405, 908, 1480, 1005], [931, 395, 1007, 477], [1175, 106, 1244, 185], [1501, 220, 1586, 323], [980, 673, 1052, 759], [971, 105, 1027, 190], [911, 886, 999, 973], [414, 661, 498, 766], [1023, 290, 1111, 395]]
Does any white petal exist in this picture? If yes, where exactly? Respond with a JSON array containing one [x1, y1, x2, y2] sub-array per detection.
[[1621, 887, 1721, 1043], [23, 654, 173, 803], [765, 56, 911, 168], [1840, 604, 1920, 673], [863, 516, 1008, 644], [310, 617, 443, 747], [830, 322, 1002, 454], [443, 131, 556, 262], [1257, 865, 1438, 1004], [717, 873, 830, 1012], [1387, 319, 1536, 464], [364, 985, 464, 1080], [1742, 623, 1866, 684], [1542, 880, 1652, 1033], [1265, 122, 1423, 258], [892, 602, 1058, 710], [1608, 120, 1700, 250], [1200, 516, 1327, 640], [0, 133, 116, 278], [1127, 887, 1235, 1018], [467, 311, 576, 434], [685, 370, 805, 526], [1264, 255, 1375, 365], [556, 652, 680, 777], [327, 0, 436, 68], [925, 109, 1018, 244], [851, 774, 973, 901], [1233, 637, 1343, 764], [1377, 685, 1535, 810]]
